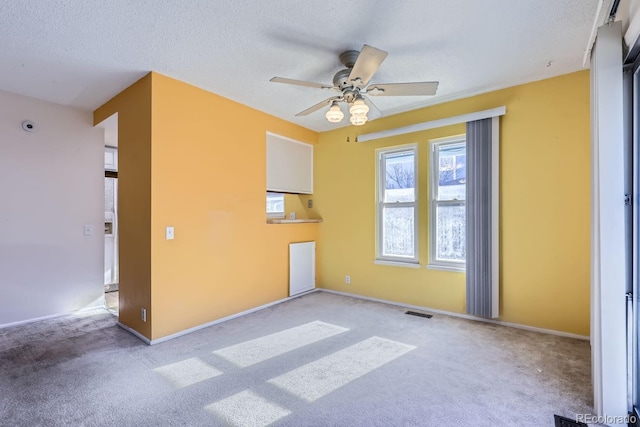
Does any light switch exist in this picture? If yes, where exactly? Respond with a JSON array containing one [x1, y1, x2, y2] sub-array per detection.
[[165, 226, 174, 240], [84, 224, 94, 236]]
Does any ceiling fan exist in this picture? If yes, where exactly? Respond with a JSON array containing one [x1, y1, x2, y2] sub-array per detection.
[[270, 44, 439, 126]]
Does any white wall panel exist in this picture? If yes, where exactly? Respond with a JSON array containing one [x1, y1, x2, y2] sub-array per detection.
[[590, 22, 628, 419], [289, 241, 315, 296]]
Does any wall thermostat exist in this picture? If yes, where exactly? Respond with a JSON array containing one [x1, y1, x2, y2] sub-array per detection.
[[22, 121, 36, 132]]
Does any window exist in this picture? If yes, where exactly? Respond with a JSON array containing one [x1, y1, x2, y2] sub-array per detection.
[[266, 192, 285, 218], [376, 145, 418, 264], [429, 136, 466, 270]]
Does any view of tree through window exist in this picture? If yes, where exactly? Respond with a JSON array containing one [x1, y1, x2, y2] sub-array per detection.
[[379, 148, 417, 260], [266, 192, 284, 217], [432, 141, 466, 265]]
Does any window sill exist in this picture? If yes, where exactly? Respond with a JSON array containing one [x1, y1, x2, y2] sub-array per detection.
[[373, 259, 421, 269], [426, 264, 465, 273]]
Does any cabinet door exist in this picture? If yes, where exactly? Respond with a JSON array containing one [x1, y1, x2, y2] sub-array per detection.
[[266, 133, 313, 194], [105, 147, 118, 171]]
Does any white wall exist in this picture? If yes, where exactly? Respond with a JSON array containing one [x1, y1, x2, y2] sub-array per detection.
[[619, 0, 640, 48], [0, 90, 104, 326]]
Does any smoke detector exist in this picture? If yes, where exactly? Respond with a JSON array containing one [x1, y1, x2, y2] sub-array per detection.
[[22, 121, 36, 132]]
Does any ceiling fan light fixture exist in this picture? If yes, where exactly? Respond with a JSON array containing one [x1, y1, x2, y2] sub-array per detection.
[[325, 102, 344, 123], [349, 98, 369, 116], [350, 113, 368, 126]]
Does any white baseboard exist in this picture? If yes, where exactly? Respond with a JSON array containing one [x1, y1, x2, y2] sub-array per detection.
[[319, 288, 589, 341], [126, 288, 319, 345], [116, 322, 151, 344], [0, 304, 109, 330], [0, 312, 70, 329]]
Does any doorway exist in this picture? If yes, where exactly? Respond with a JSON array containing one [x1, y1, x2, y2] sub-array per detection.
[[104, 146, 119, 314]]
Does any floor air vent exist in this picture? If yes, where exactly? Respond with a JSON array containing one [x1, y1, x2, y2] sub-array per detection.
[[405, 311, 432, 319], [553, 415, 587, 427]]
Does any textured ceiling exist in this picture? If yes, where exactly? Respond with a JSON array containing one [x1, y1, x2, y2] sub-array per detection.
[[0, 1, 599, 132]]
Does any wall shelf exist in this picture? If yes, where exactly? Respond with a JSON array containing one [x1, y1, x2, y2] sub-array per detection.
[[266, 218, 323, 224]]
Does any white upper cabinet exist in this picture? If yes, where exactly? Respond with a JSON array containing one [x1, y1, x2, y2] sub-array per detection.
[[266, 133, 313, 194], [105, 146, 118, 171]]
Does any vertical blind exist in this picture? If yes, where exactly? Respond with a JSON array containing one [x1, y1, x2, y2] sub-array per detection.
[[466, 118, 499, 318]]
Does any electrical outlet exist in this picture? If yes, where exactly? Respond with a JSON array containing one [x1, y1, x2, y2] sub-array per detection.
[[289, 212, 296, 220], [345, 275, 351, 284], [307, 199, 313, 208], [141, 308, 147, 322]]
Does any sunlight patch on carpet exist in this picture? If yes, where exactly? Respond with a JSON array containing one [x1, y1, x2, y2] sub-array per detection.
[[268, 336, 416, 402], [212, 320, 348, 367], [205, 390, 291, 427], [153, 357, 223, 389]]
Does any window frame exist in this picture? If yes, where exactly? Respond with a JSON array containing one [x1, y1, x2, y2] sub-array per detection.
[[428, 135, 466, 272], [266, 192, 285, 219], [375, 144, 419, 265]]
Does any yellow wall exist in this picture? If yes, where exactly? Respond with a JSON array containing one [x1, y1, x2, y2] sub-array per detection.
[[283, 193, 319, 220], [94, 73, 319, 341], [94, 75, 153, 338], [149, 73, 318, 339], [315, 71, 591, 336], [95, 70, 590, 340]]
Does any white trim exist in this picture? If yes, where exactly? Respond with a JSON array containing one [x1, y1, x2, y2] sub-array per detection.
[[373, 259, 421, 268], [265, 131, 314, 146], [583, 0, 616, 67], [428, 135, 467, 270], [116, 321, 151, 344], [625, 2, 640, 49], [318, 289, 589, 341], [375, 144, 419, 263], [358, 107, 506, 143], [0, 305, 108, 329], [633, 59, 640, 417], [425, 264, 464, 273], [491, 116, 500, 318], [122, 289, 320, 345], [590, 21, 628, 418], [0, 312, 72, 329]]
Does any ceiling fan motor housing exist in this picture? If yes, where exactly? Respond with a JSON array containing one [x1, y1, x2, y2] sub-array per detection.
[[333, 69, 359, 103], [339, 50, 360, 68], [332, 69, 352, 90]]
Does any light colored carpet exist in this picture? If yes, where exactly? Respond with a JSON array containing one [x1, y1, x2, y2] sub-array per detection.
[[0, 291, 592, 426], [213, 320, 348, 368]]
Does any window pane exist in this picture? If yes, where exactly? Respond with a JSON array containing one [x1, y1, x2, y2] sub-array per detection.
[[435, 204, 465, 262], [437, 145, 465, 201], [382, 206, 415, 258], [384, 151, 415, 203], [266, 193, 284, 214]]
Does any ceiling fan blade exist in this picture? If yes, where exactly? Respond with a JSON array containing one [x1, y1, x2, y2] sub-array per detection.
[[348, 45, 388, 87], [295, 96, 341, 116], [366, 81, 439, 96], [363, 96, 382, 120], [270, 77, 336, 90]]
